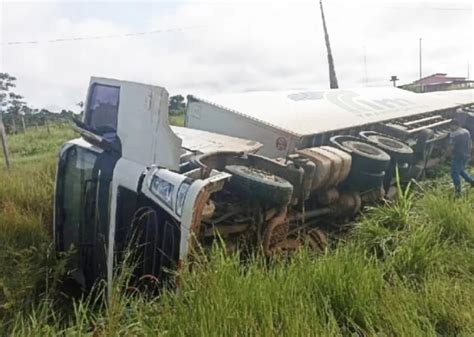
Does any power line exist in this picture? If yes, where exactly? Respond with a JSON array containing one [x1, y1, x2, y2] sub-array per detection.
[[377, 6, 471, 11], [2, 25, 207, 46]]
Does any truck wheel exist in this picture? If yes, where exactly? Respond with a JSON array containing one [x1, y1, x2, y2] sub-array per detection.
[[345, 170, 385, 191], [330, 135, 391, 173], [363, 170, 385, 188], [360, 132, 413, 163], [225, 165, 293, 205], [340, 140, 391, 173]]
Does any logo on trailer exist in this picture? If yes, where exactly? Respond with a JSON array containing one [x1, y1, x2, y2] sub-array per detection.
[[276, 137, 288, 151], [288, 90, 419, 118]]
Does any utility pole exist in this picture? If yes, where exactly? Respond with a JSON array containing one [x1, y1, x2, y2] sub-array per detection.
[[363, 46, 368, 86], [319, 0, 339, 89], [0, 111, 11, 170], [44, 115, 50, 134], [390, 75, 399, 87], [419, 38, 423, 92]]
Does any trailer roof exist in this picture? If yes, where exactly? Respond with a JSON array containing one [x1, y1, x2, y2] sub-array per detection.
[[190, 87, 474, 137]]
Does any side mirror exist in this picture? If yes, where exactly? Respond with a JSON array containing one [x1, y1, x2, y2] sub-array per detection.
[[71, 118, 121, 155]]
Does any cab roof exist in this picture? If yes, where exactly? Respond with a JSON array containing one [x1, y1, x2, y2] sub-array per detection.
[[189, 87, 474, 137]]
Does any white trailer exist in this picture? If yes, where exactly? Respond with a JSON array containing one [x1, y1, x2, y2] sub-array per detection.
[[186, 87, 474, 158]]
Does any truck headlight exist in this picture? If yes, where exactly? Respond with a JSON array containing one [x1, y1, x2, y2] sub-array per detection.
[[176, 181, 191, 216], [150, 176, 174, 208]]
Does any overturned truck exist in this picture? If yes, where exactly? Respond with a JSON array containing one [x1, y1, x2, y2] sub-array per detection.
[[54, 77, 474, 290]]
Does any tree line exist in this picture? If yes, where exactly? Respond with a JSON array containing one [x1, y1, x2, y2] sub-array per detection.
[[0, 73, 77, 134]]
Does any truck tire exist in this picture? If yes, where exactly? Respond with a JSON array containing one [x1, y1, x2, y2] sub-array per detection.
[[225, 165, 293, 205], [341, 140, 391, 173], [344, 170, 385, 192], [359, 132, 413, 163], [330, 135, 391, 173]]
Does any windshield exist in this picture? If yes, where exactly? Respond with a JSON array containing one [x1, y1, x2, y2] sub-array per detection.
[[56, 146, 98, 253]]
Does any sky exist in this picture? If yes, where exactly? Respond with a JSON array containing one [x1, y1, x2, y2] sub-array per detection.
[[0, 0, 473, 112]]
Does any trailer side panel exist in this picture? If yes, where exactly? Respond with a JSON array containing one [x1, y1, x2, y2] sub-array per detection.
[[186, 100, 300, 158]]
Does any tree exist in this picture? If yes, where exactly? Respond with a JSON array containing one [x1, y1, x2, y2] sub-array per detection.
[[8, 92, 25, 134], [0, 73, 16, 169], [0, 73, 16, 110], [169, 95, 186, 115], [22, 105, 33, 115]]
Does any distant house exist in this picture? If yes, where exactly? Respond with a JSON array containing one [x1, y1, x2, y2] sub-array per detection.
[[400, 73, 474, 93]]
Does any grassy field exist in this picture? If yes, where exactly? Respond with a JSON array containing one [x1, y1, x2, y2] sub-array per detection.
[[1, 124, 473, 336]]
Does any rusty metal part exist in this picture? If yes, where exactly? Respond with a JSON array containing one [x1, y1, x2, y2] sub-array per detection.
[[265, 208, 278, 221], [336, 192, 362, 215], [207, 206, 241, 225], [189, 189, 210, 244], [201, 200, 216, 220], [317, 188, 340, 205], [188, 172, 230, 253], [290, 207, 333, 222], [305, 228, 328, 252], [262, 208, 289, 256], [272, 238, 302, 253], [203, 223, 249, 237]]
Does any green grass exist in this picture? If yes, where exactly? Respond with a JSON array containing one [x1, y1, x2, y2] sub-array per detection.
[[169, 112, 185, 127], [1, 124, 474, 336]]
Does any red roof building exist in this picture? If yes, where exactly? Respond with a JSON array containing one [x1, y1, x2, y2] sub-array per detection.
[[404, 73, 474, 92]]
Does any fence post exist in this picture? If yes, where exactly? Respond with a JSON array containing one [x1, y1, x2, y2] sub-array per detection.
[[0, 116, 11, 170], [11, 114, 17, 134], [21, 115, 26, 133], [45, 116, 50, 134]]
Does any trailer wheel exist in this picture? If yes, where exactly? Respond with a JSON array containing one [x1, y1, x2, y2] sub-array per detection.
[[341, 140, 391, 173], [345, 170, 385, 191], [225, 165, 293, 205], [360, 132, 413, 163]]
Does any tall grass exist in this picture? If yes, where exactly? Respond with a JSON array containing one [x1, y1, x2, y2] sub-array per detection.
[[1, 125, 473, 336], [0, 126, 72, 327]]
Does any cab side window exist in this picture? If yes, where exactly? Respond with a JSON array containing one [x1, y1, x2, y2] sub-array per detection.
[[85, 84, 120, 135]]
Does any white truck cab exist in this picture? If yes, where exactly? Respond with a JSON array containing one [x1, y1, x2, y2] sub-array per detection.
[[54, 77, 260, 291]]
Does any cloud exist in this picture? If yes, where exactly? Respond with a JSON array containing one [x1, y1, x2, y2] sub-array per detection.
[[1, 0, 472, 112]]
